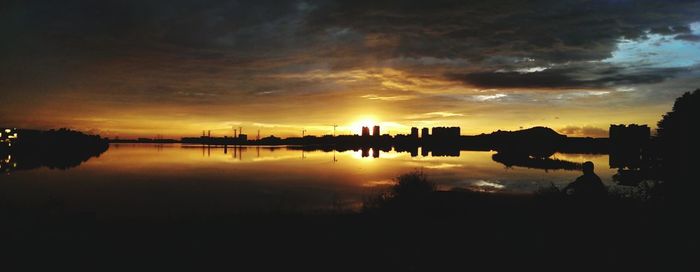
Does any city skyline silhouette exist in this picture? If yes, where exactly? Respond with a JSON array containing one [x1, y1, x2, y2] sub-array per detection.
[[1, 1, 699, 271]]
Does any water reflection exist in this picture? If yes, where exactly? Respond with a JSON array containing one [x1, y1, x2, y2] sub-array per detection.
[[1, 145, 107, 173], [1, 144, 620, 215]]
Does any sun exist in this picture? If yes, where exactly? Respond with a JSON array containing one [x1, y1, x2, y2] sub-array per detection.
[[348, 117, 378, 135]]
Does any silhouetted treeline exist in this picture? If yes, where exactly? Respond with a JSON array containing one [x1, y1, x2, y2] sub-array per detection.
[[0, 128, 108, 172], [654, 89, 700, 203], [491, 152, 582, 171]]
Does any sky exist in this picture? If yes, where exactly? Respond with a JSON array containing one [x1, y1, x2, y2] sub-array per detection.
[[2, 0, 700, 138]]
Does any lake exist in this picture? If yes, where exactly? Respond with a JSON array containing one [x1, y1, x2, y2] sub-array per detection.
[[0, 143, 618, 217]]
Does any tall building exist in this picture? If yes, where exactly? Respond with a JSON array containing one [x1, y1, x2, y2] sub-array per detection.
[[361, 126, 370, 137], [421, 127, 430, 138], [410, 127, 419, 138], [610, 124, 650, 145], [609, 124, 650, 169], [373, 125, 380, 136]]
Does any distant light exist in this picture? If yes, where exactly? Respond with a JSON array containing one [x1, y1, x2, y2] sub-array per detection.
[[4, 129, 9, 133]]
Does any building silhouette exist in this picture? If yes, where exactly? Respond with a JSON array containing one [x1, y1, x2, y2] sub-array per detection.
[[609, 124, 650, 169], [411, 127, 419, 138], [609, 124, 649, 147], [373, 126, 380, 137], [361, 126, 370, 137], [421, 127, 430, 138]]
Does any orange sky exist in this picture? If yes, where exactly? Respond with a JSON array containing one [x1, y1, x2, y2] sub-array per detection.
[[2, 1, 699, 139]]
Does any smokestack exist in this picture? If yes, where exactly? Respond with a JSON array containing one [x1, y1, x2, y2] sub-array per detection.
[[208, 130, 211, 137]]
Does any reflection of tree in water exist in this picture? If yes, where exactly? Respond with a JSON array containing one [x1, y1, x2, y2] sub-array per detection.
[[0, 128, 108, 173], [491, 152, 581, 171]]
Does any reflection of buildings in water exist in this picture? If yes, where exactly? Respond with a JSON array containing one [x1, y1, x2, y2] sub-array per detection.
[[358, 148, 381, 158], [491, 152, 582, 171], [609, 124, 652, 186], [1, 154, 16, 172], [609, 124, 649, 169]]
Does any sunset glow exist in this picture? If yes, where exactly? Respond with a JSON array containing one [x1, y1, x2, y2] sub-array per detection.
[[1, 1, 699, 139]]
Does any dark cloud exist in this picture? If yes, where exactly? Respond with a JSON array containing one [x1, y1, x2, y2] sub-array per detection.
[[445, 66, 688, 89], [2, 0, 700, 134], [675, 34, 700, 42], [305, 0, 700, 62]]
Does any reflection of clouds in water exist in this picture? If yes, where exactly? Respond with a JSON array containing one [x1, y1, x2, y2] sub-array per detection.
[[251, 154, 303, 162], [404, 161, 464, 170], [551, 153, 607, 161], [468, 180, 505, 193], [424, 163, 463, 169], [441, 179, 506, 193], [437, 178, 560, 193], [362, 179, 395, 187]]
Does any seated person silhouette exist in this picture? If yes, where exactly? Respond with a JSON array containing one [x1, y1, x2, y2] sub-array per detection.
[[562, 161, 606, 198]]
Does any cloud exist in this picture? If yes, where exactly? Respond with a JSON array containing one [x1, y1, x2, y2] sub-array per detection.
[[424, 112, 463, 117], [473, 94, 507, 101], [2, 0, 700, 136], [675, 34, 700, 42], [361, 94, 415, 101], [558, 126, 609, 138], [445, 64, 691, 89]]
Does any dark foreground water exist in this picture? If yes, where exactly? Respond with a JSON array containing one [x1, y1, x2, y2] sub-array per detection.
[[0, 143, 618, 216]]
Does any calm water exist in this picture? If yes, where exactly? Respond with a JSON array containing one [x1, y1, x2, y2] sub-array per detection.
[[1, 144, 617, 216]]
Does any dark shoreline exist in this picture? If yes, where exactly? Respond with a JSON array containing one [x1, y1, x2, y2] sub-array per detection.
[[1, 189, 690, 271]]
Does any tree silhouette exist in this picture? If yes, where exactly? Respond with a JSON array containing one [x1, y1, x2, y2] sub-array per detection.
[[656, 89, 699, 201]]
